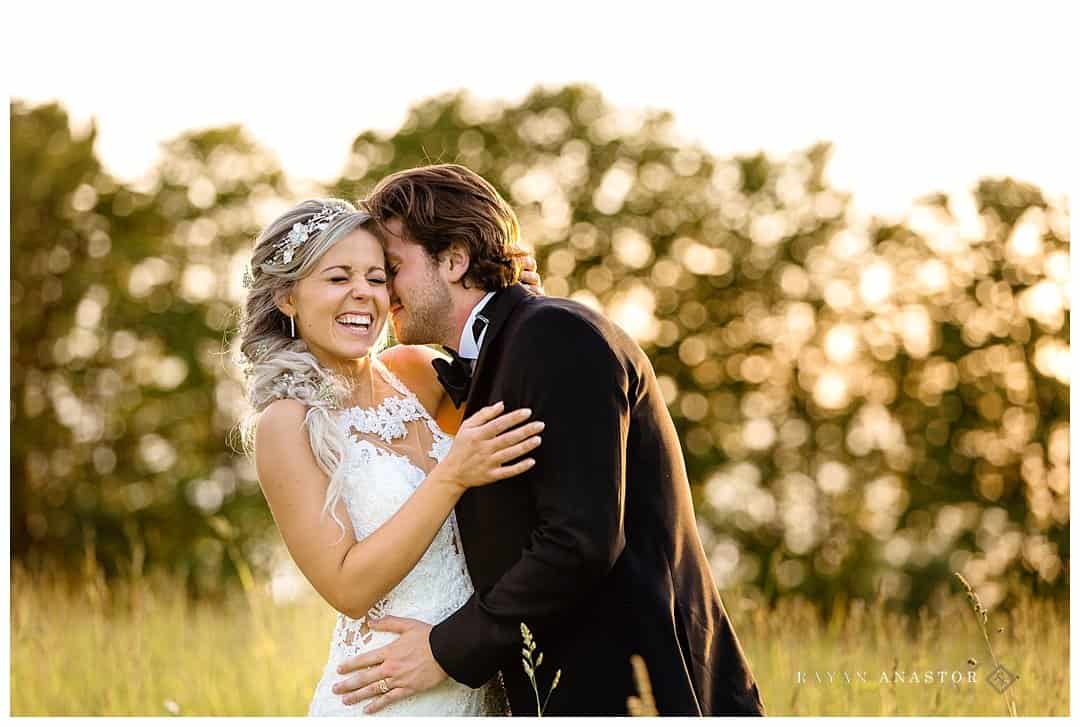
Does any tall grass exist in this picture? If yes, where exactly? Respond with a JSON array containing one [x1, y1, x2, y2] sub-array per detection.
[[9, 563, 333, 716], [731, 584, 1068, 716], [9, 564, 1069, 716]]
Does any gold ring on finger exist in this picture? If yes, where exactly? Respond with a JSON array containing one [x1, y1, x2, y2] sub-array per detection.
[[378, 678, 390, 695]]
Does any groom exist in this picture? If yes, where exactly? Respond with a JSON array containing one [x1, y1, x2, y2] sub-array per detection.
[[332, 164, 765, 716]]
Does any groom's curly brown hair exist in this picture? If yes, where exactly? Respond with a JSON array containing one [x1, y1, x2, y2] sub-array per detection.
[[362, 164, 527, 291]]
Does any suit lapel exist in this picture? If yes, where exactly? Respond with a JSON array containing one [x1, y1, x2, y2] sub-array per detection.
[[465, 283, 533, 413]]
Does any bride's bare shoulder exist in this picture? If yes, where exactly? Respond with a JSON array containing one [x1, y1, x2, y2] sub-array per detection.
[[379, 344, 445, 376], [253, 399, 315, 473], [378, 345, 445, 413], [257, 398, 308, 428]]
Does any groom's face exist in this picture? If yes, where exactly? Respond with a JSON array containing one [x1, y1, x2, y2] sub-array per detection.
[[381, 218, 454, 345]]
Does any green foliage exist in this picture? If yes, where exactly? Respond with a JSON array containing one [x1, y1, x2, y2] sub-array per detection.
[[329, 85, 1069, 612], [9, 87, 1069, 611], [10, 101, 289, 595]]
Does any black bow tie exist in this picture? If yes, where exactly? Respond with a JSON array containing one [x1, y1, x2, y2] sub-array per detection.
[[432, 347, 473, 408], [431, 304, 494, 408]]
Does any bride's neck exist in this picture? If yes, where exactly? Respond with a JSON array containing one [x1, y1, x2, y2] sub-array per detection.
[[322, 354, 373, 390]]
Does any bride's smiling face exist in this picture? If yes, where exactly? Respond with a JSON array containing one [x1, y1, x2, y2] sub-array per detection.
[[277, 228, 390, 367]]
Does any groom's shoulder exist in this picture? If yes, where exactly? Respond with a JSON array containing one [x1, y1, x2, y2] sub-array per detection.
[[516, 295, 605, 334], [512, 295, 632, 355]]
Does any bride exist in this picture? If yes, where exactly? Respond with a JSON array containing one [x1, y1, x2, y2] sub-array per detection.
[[237, 199, 545, 716]]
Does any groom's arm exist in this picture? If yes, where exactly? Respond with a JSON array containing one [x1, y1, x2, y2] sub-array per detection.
[[430, 306, 632, 687]]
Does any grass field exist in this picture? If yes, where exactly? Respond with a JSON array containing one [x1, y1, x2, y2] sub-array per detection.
[[9, 564, 1069, 716]]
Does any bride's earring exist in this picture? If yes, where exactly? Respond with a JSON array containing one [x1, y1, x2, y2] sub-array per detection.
[[289, 315, 296, 338]]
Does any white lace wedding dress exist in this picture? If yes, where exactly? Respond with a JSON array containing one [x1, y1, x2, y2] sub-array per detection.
[[307, 355, 508, 716]]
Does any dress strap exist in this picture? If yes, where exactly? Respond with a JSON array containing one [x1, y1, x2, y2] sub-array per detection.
[[372, 354, 450, 443], [372, 354, 415, 401]]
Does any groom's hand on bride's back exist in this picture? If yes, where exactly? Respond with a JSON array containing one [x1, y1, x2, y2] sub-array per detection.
[[332, 617, 445, 713]]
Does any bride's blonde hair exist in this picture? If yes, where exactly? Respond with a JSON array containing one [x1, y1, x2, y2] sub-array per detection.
[[237, 198, 385, 539]]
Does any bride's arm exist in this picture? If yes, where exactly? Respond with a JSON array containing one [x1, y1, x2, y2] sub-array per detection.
[[520, 252, 544, 296], [254, 399, 542, 620]]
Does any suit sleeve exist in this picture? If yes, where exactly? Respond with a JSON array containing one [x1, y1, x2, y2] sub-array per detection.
[[429, 308, 631, 687]]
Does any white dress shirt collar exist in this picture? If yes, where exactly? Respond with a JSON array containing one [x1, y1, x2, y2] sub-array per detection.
[[457, 291, 496, 361]]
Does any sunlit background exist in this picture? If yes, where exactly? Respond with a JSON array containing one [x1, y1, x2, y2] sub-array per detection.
[[7, 2, 1072, 218], [8, 1, 1071, 632]]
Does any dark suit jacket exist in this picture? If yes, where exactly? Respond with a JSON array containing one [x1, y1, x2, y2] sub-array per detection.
[[429, 284, 765, 716]]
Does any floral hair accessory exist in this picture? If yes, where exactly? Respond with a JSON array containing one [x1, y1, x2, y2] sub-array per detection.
[[272, 204, 350, 266], [237, 343, 271, 377], [275, 371, 339, 408]]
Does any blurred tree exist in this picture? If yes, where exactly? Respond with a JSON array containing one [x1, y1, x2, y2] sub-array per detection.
[[329, 85, 1069, 612], [10, 89, 1069, 612], [12, 101, 104, 566], [10, 102, 289, 595]]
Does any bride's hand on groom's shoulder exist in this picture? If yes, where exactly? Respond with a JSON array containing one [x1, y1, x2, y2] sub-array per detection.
[[521, 253, 544, 295], [433, 401, 544, 494]]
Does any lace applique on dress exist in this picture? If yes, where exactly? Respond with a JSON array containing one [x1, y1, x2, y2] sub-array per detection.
[[338, 396, 429, 444], [306, 355, 507, 717], [331, 596, 390, 655], [371, 356, 454, 463]]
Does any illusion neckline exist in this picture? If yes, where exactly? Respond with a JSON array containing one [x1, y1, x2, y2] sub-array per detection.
[[335, 354, 450, 440]]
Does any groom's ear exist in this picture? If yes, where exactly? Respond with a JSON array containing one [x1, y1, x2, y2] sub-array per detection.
[[441, 242, 471, 284]]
